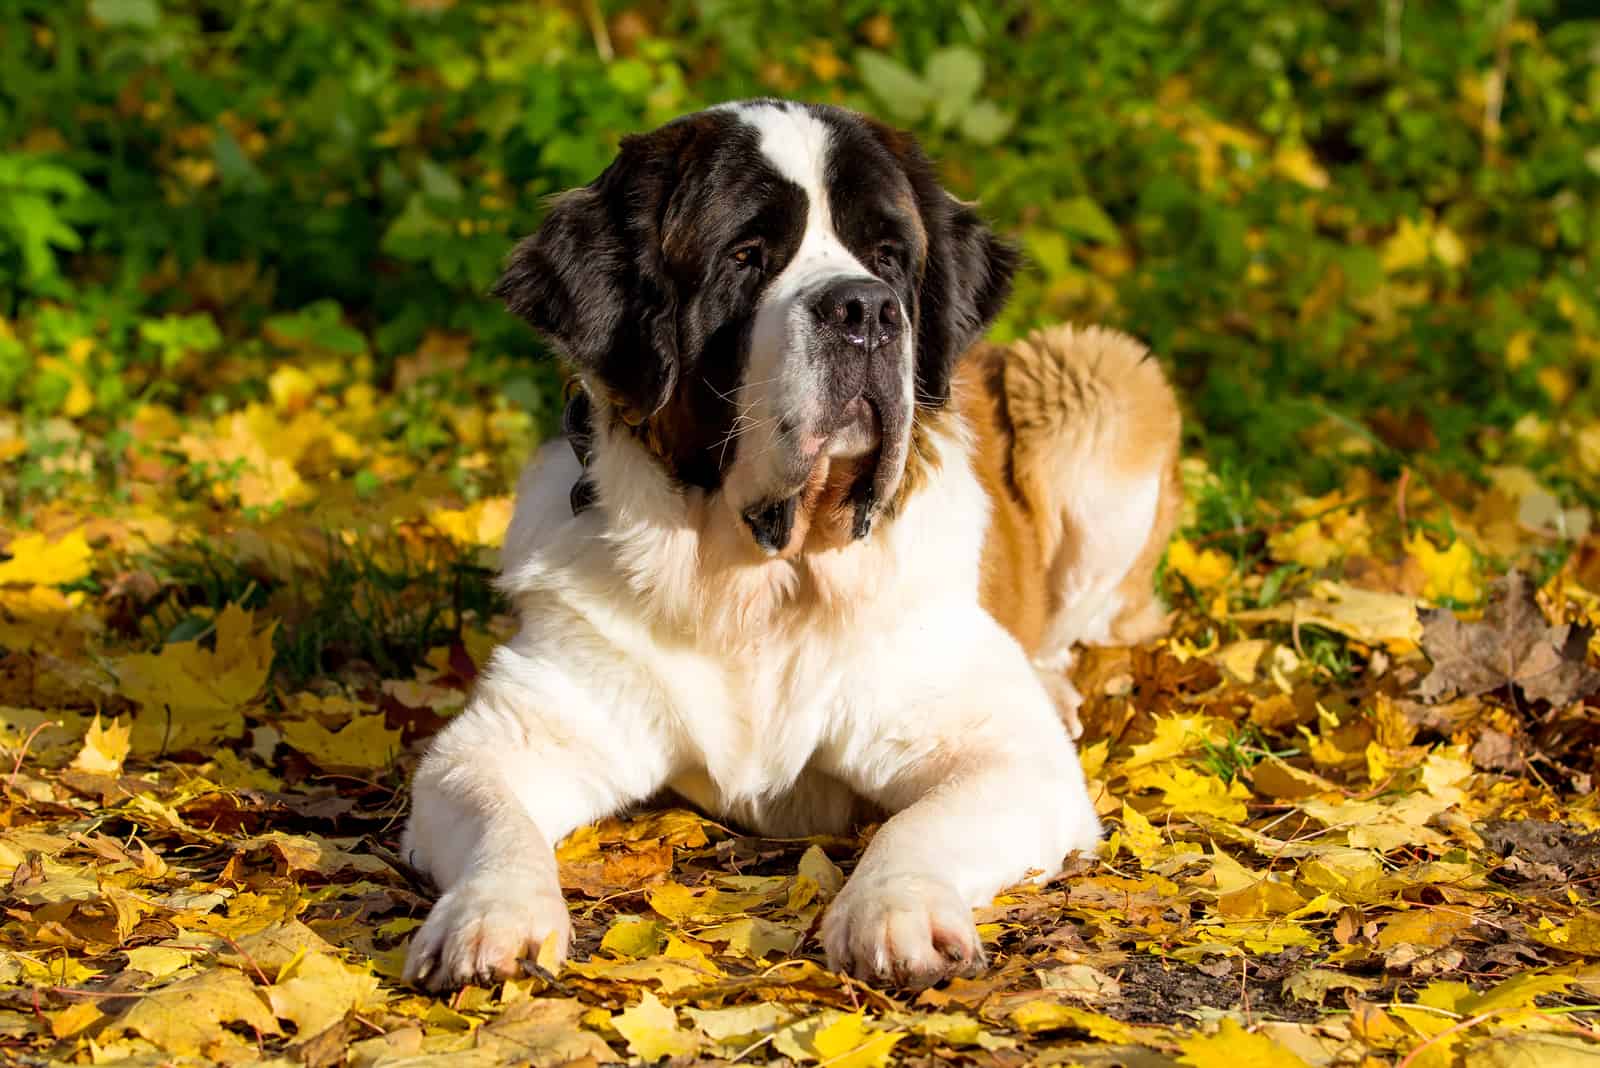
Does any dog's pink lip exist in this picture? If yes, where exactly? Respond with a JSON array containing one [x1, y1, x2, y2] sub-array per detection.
[[797, 396, 874, 459], [826, 395, 879, 459]]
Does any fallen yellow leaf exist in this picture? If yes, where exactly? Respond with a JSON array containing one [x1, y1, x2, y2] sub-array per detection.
[[1179, 1017, 1313, 1068], [115, 969, 281, 1056], [811, 1011, 906, 1068], [612, 991, 701, 1061], [115, 602, 276, 755], [1168, 537, 1233, 590], [279, 710, 402, 773], [1407, 533, 1481, 604], [0, 530, 93, 587], [69, 714, 130, 775]]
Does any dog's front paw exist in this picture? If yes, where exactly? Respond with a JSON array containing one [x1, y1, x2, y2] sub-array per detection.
[[403, 875, 571, 992], [822, 873, 984, 989]]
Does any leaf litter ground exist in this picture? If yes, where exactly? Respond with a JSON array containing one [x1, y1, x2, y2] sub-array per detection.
[[4, 356, 1600, 1066]]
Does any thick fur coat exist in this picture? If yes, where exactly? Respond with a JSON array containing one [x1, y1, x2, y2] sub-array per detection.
[[401, 100, 1181, 991]]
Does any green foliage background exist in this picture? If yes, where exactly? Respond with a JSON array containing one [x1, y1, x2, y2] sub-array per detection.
[[4, 0, 1600, 507]]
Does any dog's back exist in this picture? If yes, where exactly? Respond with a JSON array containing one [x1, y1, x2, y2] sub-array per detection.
[[958, 325, 1182, 729]]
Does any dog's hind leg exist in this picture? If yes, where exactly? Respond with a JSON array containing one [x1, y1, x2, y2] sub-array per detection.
[[997, 325, 1183, 735]]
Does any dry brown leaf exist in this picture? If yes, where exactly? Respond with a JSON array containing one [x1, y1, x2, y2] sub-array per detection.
[[1416, 571, 1600, 706]]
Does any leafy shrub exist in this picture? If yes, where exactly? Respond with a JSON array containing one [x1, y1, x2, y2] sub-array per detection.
[[3, 0, 1599, 502]]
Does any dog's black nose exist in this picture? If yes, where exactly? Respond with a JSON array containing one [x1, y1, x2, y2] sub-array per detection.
[[811, 278, 901, 352]]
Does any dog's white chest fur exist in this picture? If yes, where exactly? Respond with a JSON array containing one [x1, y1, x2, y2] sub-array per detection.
[[400, 99, 1133, 993], [492, 420, 1004, 831]]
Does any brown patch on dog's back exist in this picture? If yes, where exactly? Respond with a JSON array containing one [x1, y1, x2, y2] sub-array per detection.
[[956, 345, 1053, 651], [956, 325, 1183, 656]]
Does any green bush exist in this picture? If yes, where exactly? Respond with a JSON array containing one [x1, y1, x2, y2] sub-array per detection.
[[3, 0, 1599, 499]]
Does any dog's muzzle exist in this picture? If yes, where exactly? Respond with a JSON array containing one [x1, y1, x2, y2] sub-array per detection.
[[740, 276, 910, 556]]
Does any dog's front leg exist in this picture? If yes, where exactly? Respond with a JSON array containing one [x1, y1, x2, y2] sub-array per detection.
[[401, 636, 676, 990], [821, 629, 1101, 988]]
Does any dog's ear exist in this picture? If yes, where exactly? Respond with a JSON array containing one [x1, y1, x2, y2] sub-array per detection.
[[493, 133, 683, 422], [913, 192, 1018, 407], [872, 124, 1018, 408]]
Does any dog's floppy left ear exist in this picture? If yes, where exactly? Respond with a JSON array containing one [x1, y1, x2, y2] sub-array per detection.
[[914, 193, 1019, 407], [871, 119, 1018, 409], [492, 133, 683, 422]]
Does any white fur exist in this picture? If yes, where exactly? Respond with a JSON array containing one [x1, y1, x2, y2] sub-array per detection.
[[403, 100, 1100, 992], [402, 412, 1102, 990], [721, 102, 915, 523]]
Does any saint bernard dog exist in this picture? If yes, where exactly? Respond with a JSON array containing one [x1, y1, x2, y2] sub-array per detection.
[[402, 99, 1181, 991]]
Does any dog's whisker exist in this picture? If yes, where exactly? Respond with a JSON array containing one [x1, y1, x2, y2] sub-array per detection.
[[707, 374, 781, 405], [712, 412, 780, 466]]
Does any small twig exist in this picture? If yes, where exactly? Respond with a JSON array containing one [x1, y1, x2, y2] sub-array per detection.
[[582, 0, 614, 62], [1396, 466, 1411, 531], [1385, 0, 1404, 66], [730, 1030, 778, 1064], [1239, 956, 1252, 1024], [1535, 1010, 1600, 1041], [158, 702, 173, 761], [309, 772, 397, 795], [366, 841, 433, 893], [221, 934, 272, 987], [352, 1013, 387, 1036], [1397, 1009, 1500, 1068], [8, 719, 59, 790], [42, 985, 155, 999], [1483, 0, 1519, 162]]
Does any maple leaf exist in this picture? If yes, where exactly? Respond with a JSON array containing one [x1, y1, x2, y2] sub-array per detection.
[[428, 495, 513, 547], [612, 991, 702, 1061], [700, 915, 802, 959], [688, 1003, 797, 1047], [264, 949, 383, 1038], [810, 1012, 907, 1068], [279, 710, 402, 773], [1115, 801, 1164, 862], [0, 530, 92, 586], [1167, 537, 1232, 590], [1231, 580, 1423, 650], [1416, 571, 1600, 706], [1009, 1001, 1134, 1042], [68, 713, 130, 775], [47, 999, 103, 1041], [600, 915, 667, 958], [114, 602, 276, 754], [475, 997, 616, 1066], [114, 970, 281, 1056], [1179, 1018, 1311, 1068], [1406, 532, 1482, 604]]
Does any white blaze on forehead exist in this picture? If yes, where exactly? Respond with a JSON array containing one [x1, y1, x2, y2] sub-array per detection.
[[736, 103, 831, 209], [729, 102, 873, 293], [718, 102, 914, 519]]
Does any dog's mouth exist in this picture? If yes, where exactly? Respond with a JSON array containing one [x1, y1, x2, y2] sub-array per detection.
[[742, 396, 888, 556], [825, 395, 879, 460]]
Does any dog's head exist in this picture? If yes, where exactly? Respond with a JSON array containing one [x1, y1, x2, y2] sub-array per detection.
[[495, 100, 1017, 557]]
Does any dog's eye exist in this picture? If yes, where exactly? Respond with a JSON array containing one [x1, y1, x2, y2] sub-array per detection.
[[873, 241, 903, 271], [730, 241, 764, 271]]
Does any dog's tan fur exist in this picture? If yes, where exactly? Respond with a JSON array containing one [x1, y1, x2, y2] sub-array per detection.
[[958, 325, 1183, 722], [774, 320, 1183, 700], [404, 97, 1186, 994]]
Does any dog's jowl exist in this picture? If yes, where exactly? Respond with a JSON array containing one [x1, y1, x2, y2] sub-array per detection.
[[401, 99, 1182, 991]]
